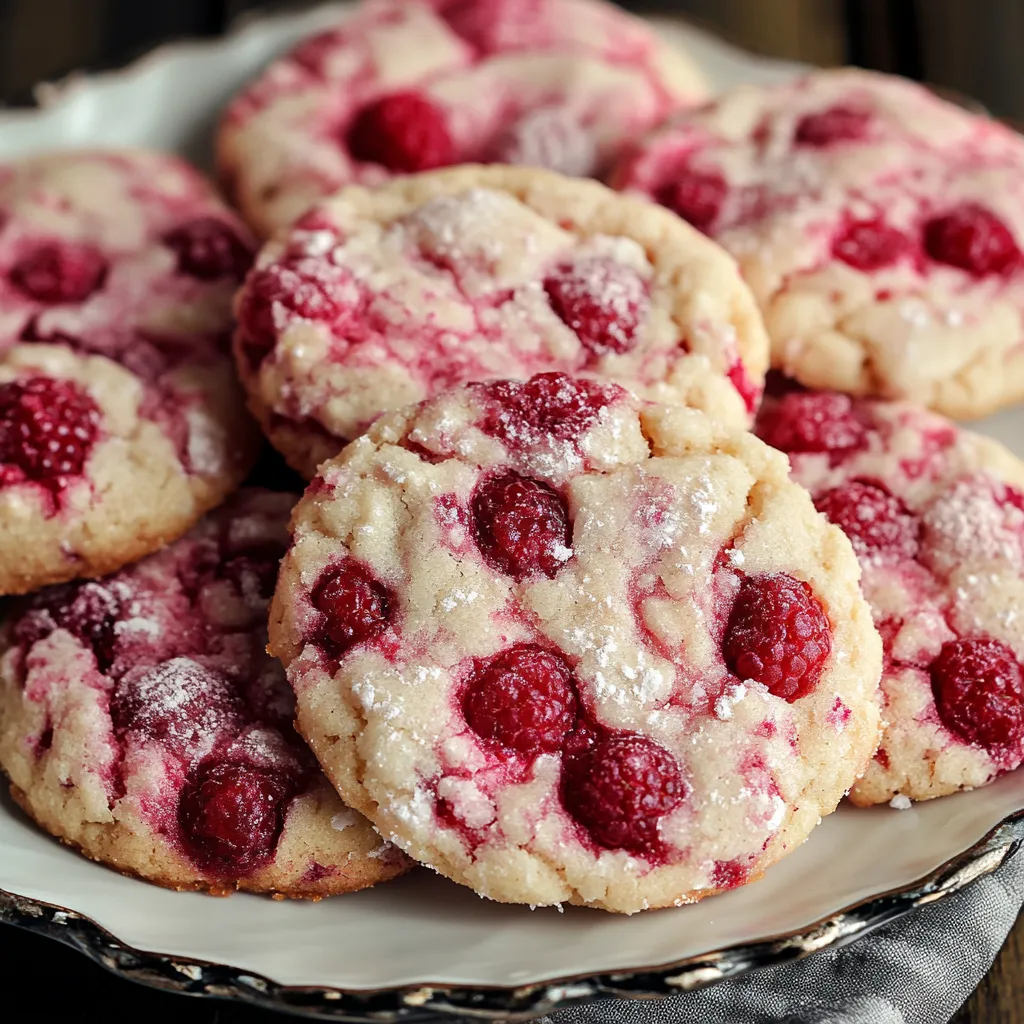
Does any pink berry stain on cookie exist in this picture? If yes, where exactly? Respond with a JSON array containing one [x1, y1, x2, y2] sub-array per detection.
[[543, 257, 648, 355], [758, 388, 1024, 800], [6, 491, 365, 885], [0, 376, 100, 499]]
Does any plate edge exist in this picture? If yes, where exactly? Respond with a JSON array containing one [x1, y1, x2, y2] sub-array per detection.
[[2, 809, 1023, 1022]]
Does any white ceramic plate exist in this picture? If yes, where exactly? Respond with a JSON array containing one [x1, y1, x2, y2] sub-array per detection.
[[2, 6, 1024, 1020]]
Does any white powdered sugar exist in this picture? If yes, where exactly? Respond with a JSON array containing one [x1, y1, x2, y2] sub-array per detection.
[[331, 810, 357, 832], [714, 681, 748, 721]]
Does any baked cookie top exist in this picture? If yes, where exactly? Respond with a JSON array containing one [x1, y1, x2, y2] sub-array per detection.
[[0, 150, 261, 595], [0, 489, 409, 896], [614, 68, 1024, 419], [217, 0, 707, 236], [758, 386, 1024, 804], [235, 164, 769, 478], [270, 374, 881, 913]]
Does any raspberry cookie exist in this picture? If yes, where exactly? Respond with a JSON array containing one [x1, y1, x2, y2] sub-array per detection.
[[217, 0, 707, 238], [614, 69, 1024, 419], [269, 373, 881, 913], [235, 165, 770, 478], [757, 387, 1024, 804], [0, 150, 261, 596], [0, 490, 409, 896]]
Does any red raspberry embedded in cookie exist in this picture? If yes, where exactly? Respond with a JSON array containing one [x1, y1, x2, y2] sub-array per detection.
[[656, 170, 728, 234], [931, 638, 1024, 758], [463, 645, 577, 757], [472, 471, 571, 580], [723, 573, 832, 701], [757, 391, 866, 457], [833, 219, 910, 271], [238, 257, 360, 367], [162, 217, 252, 280], [543, 257, 648, 356], [347, 92, 455, 173], [111, 658, 243, 752], [311, 562, 392, 656], [563, 734, 685, 855], [794, 106, 870, 146], [815, 481, 920, 562], [0, 376, 100, 486], [178, 759, 294, 875], [923, 204, 1020, 276], [477, 372, 620, 448], [9, 241, 108, 303], [14, 580, 121, 670]]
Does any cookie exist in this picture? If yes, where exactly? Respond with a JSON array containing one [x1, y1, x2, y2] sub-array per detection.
[[0, 150, 262, 596], [268, 373, 881, 913], [217, 0, 707, 238], [0, 489, 410, 897], [614, 68, 1024, 419], [235, 164, 770, 478], [757, 386, 1024, 805]]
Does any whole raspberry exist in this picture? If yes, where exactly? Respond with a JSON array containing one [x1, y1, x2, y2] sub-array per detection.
[[463, 645, 577, 757], [656, 169, 728, 234], [0, 376, 100, 485], [931, 638, 1024, 758], [833, 219, 910, 271], [924, 204, 1020, 276], [111, 658, 243, 753], [311, 562, 392, 656], [238, 256, 360, 367], [543, 257, 648, 356], [178, 760, 295, 874], [476, 372, 620, 448], [794, 106, 870, 146], [562, 733, 685, 855], [347, 92, 455, 173], [9, 241, 108, 303], [472, 472, 571, 580], [162, 217, 252, 280], [723, 573, 833, 701], [13, 580, 121, 670], [815, 481, 920, 562], [756, 391, 867, 458]]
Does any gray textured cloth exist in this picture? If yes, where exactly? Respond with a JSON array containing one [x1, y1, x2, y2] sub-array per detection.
[[534, 848, 1024, 1024]]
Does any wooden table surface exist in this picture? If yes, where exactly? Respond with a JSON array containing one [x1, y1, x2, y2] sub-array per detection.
[[952, 912, 1024, 1024], [0, 907, 1021, 1021]]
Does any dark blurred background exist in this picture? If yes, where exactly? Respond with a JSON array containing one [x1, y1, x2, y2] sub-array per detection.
[[0, 0, 1022, 119]]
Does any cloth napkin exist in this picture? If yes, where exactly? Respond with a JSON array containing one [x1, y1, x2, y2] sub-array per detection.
[[528, 844, 1024, 1024]]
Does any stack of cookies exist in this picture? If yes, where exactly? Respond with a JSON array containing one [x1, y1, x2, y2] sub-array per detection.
[[1, 0, 1022, 917]]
